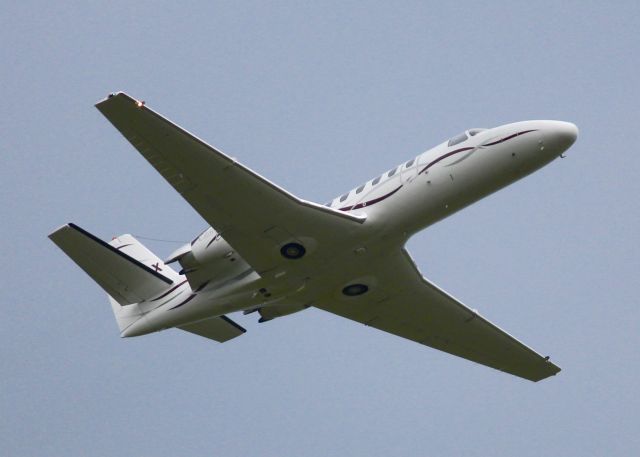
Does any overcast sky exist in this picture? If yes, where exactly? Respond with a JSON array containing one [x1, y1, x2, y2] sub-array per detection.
[[2, 1, 639, 456]]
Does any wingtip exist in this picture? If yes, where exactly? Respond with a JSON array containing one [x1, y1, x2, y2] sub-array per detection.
[[95, 91, 122, 105], [48, 222, 74, 239], [531, 361, 561, 382], [95, 91, 138, 107]]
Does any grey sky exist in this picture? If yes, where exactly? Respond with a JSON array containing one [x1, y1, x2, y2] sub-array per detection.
[[2, 1, 639, 456]]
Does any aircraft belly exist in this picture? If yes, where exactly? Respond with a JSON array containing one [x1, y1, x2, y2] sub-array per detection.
[[121, 270, 259, 335], [145, 143, 536, 330]]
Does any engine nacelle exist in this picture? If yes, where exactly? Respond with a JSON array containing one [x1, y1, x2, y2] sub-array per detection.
[[167, 227, 247, 278], [187, 228, 234, 267]]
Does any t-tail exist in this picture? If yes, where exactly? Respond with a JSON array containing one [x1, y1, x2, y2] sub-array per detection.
[[49, 223, 181, 334]]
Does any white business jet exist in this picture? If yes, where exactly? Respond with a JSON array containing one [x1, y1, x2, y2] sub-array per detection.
[[50, 92, 578, 381]]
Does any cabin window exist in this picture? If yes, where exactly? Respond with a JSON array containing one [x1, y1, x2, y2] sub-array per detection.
[[405, 158, 415, 168], [339, 193, 349, 202], [372, 175, 381, 185], [356, 184, 365, 194], [447, 132, 468, 147], [387, 167, 397, 177]]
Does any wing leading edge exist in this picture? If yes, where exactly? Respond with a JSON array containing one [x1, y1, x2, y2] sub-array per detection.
[[316, 249, 560, 382]]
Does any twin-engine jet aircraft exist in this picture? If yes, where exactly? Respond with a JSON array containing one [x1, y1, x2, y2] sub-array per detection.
[[50, 92, 578, 381]]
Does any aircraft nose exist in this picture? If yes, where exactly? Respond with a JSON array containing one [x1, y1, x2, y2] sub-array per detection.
[[544, 121, 578, 155]]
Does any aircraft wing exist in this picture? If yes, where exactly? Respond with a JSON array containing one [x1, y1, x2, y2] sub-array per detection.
[[316, 249, 561, 382], [96, 92, 365, 277]]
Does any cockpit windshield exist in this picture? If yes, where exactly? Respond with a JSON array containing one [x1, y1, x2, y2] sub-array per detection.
[[447, 132, 468, 147], [447, 128, 487, 147]]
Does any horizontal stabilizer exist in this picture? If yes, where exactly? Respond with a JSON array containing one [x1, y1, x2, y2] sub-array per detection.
[[178, 315, 246, 342], [49, 223, 175, 305]]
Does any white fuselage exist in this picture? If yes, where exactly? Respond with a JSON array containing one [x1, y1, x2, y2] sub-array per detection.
[[121, 120, 578, 337]]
